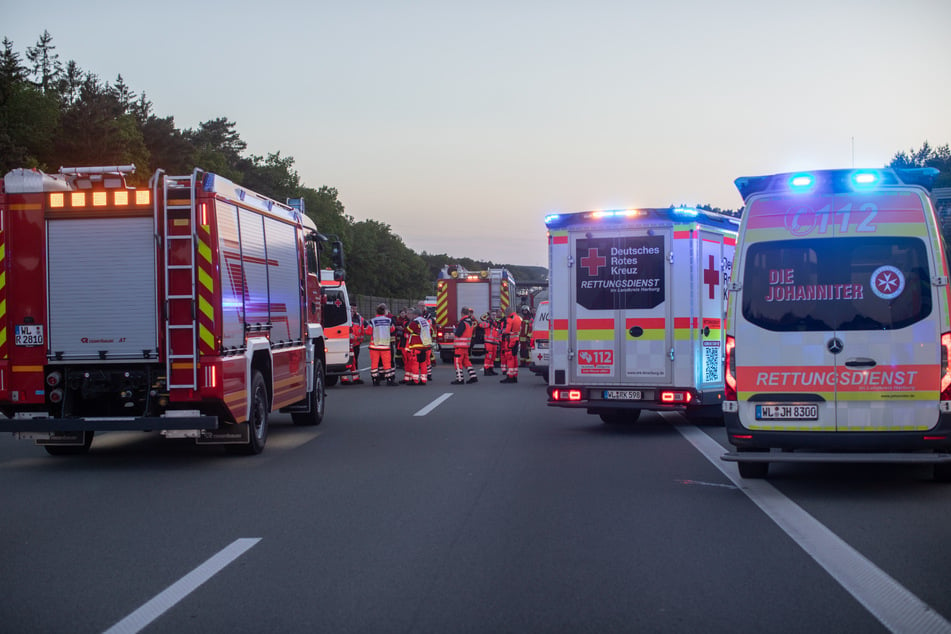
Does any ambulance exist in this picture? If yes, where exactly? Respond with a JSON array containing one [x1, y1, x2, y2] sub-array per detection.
[[721, 167, 951, 480], [546, 207, 739, 423], [528, 300, 550, 382], [319, 271, 352, 387]]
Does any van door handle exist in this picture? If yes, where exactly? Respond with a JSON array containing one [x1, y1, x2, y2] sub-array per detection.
[[845, 358, 877, 368]]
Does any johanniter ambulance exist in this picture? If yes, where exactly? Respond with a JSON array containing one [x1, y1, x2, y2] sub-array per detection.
[[722, 168, 951, 480]]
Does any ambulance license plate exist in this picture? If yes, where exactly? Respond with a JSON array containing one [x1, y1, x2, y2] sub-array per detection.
[[603, 390, 642, 400], [755, 404, 819, 421], [15, 324, 44, 347]]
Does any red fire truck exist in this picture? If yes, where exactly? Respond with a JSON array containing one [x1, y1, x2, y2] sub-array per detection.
[[434, 265, 516, 363], [0, 165, 333, 455]]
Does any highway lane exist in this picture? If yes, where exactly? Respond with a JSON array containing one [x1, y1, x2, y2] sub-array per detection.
[[0, 363, 948, 632]]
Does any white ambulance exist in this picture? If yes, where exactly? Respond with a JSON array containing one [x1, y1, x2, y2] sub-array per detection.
[[721, 167, 951, 480], [546, 207, 739, 423]]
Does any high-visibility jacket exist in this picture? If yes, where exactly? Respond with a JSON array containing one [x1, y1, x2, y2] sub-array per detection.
[[350, 315, 365, 348], [369, 315, 395, 349], [405, 316, 432, 350], [481, 318, 501, 345], [454, 316, 475, 349], [503, 313, 522, 344]]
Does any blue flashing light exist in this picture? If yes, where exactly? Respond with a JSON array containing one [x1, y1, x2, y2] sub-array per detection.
[[789, 174, 814, 190], [544, 214, 560, 225], [672, 206, 699, 217], [851, 171, 879, 187]]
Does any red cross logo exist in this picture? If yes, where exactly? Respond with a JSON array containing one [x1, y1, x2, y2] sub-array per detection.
[[703, 255, 719, 299], [580, 248, 607, 277]]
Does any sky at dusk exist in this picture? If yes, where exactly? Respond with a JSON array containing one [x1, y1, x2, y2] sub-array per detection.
[[5, 0, 951, 267]]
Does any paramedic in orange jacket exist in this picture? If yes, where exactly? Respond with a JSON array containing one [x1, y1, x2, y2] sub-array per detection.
[[452, 307, 479, 384], [500, 306, 522, 383], [342, 307, 365, 384], [479, 311, 500, 376], [403, 307, 432, 386], [368, 303, 397, 386]]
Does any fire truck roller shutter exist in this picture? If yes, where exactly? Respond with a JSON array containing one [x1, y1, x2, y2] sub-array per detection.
[[48, 217, 158, 359]]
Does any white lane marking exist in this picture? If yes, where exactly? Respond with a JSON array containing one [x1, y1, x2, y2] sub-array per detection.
[[103, 538, 261, 634], [414, 393, 453, 417], [677, 424, 951, 634]]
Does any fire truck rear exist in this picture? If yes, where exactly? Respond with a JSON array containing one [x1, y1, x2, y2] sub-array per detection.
[[0, 165, 330, 454], [434, 265, 516, 363]]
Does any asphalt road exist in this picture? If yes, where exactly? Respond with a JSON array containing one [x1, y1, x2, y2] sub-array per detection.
[[1, 362, 950, 633]]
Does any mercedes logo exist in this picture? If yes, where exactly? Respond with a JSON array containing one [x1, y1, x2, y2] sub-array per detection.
[[827, 337, 844, 354]]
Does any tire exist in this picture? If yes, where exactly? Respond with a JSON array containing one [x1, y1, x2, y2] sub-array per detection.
[[292, 359, 325, 427], [235, 371, 269, 455], [684, 406, 724, 426], [440, 351, 453, 364], [933, 461, 951, 482], [737, 459, 769, 479], [325, 374, 339, 387], [44, 431, 94, 456], [598, 410, 641, 425]]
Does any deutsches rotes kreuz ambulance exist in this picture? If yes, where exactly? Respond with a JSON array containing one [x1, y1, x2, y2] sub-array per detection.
[[546, 207, 739, 423], [721, 168, 951, 480]]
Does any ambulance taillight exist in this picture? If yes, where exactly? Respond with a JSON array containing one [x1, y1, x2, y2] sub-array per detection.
[[941, 332, 951, 401], [551, 389, 583, 402], [660, 390, 692, 403], [724, 336, 737, 401]]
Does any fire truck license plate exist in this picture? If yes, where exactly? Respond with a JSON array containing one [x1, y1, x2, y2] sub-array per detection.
[[603, 390, 642, 400], [15, 324, 44, 347], [755, 404, 819, 421]]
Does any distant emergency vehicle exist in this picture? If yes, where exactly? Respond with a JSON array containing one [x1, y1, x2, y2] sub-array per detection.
[[722, 168, 951, 479], [320, 271, 352, 387], [546, 207, 738, 423], [434, 265, 516, 363], [528, 300, 550, 381]]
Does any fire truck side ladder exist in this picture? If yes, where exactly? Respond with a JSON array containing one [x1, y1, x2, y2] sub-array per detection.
[[158, 169, 201, 391]]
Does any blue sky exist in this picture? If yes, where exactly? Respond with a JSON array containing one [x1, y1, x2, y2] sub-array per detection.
[[5, 0, 950, 267]]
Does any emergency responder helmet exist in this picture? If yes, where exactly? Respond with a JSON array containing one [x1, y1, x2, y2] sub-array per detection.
[[480, 313, 489, 321], [521, 305, 531, 315]]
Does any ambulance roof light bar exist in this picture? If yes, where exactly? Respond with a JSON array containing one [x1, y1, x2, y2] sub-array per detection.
[[734, 167, 940, 201]]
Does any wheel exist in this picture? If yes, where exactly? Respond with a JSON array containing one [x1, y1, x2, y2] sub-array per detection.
[[933, 461, 951, 482], [292, 359, 325, 427], [684, 406, 724, 426], [598, 410, 641, 425], [233, 371, 269, 455], [737, 459, 769, 479], [44, 431, 94, 456], [440, 351, 453, 364], [325, 374, 338, 387]]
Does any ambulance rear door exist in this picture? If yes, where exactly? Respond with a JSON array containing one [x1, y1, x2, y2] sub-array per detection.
[[829, 189, 941, 432], [570, 226, 671, 385], [734, 195, 838, 432]]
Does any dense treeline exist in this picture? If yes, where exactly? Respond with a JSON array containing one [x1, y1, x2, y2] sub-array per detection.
[[0, 32, 510, 299]]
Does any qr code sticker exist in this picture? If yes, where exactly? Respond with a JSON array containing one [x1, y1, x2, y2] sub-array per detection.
[[703, 342, 721, 383]]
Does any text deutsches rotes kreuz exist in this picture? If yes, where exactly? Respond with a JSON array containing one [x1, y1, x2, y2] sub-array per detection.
[[580, 247, 661, 288]]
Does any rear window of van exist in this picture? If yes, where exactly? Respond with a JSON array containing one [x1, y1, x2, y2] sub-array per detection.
[[742, 236, 931, 332], [323, 290, 349, 328]]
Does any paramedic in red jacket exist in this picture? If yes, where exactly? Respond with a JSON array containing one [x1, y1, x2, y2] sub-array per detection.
[[452, 307, 479, 384]]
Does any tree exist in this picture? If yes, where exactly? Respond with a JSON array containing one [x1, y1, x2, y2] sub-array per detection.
[[24, 30, 61, 94], [53, 73, 149, 171], [0, 38, 59, 172], [184, 117, 246, 181], [347, 220, 430, 297], [888, 141, 951, 188]]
